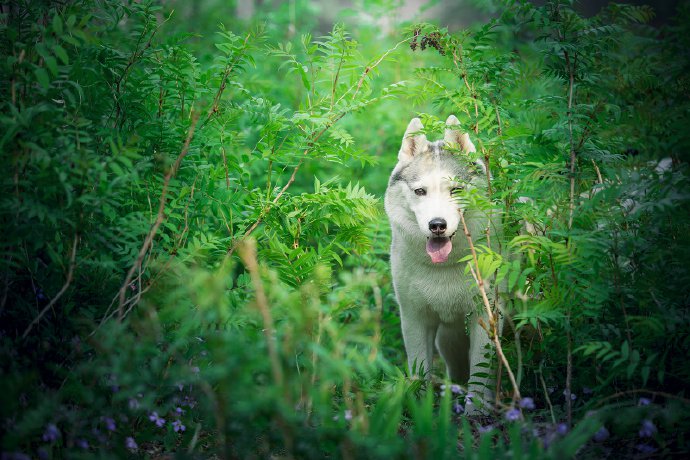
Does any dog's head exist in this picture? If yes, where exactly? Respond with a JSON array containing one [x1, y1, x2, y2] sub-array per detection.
[[385, 115, 487, 264]]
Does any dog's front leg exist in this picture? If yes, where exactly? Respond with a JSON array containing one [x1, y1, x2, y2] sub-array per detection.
[[467, 311, 495, 410], [400, 308, 437, 378]]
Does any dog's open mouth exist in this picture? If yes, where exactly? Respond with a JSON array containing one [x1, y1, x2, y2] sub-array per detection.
[[426, 236, 452, 264]]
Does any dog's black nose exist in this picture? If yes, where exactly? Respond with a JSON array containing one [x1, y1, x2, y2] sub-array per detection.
[[429, 218, 447, 235]]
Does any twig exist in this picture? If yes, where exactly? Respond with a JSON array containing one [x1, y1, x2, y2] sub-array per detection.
[[116, 112, 199, 320], [563, 43, 577, 427], [112, 12, 171, 127], [331, 44, 346, 110], [566, 327, 573, 427], [205, 32, 252, 124], [460, 211, 521, 400], [594, 389, 690, 407], [335, 36, 412, 107], [220, 145, 230, 189], [226, 112, 345, 257], [237, 238, 284, 389], [591, 158, 603, 185], [564, 49, 577, 230], [452, 47, 479, 134], [22, 234, 79, 339], [538, 362, 557, 424]]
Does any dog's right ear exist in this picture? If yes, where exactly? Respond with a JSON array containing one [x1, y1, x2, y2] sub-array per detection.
[[399, 118, 427, 163], [444, 115, 476, 153]]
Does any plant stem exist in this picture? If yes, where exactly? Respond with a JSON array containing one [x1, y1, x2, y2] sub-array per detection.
[[116, 112, 199, 320], [460, 211, 520, 400], [22, 233, 79, 339], [238, 238, 284, 388]]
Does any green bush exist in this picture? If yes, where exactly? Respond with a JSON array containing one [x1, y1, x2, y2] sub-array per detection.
[[1, 0, 689, 458]]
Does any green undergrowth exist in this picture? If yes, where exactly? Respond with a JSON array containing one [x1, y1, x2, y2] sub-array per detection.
[[1, 0, 689, 458]]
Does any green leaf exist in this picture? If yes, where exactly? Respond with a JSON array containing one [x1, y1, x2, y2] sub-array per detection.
[[52, 14, 63, 35], [53, 45, 69, 65], [34, 68, 50, 89]]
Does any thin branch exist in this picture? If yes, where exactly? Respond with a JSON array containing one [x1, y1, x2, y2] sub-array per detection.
[[452, 47, 479, 134], [22, 234, 79, 339], [331, 44, 346, 109], [591, 158, 603, 185], [538, 362, 557, 424], [564, 49, 577, 230], [112, 12, 171, 127], [335, 36, 412, 107], [594, 389, 690, 407], [460, 211, 521, 400], [226, 38, 406, 257], [563, 45, 577, 428], [220, 145, 230, 189], [237, 238, 283, 388], [204, 32, 252, 124], [566, 327, 573, 427], [226, 112, 345, 257], [116, 112, 199, 320]]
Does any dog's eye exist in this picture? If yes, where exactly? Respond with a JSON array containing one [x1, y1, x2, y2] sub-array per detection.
[[414, 188, 426, 196], [450, 186, 464, 195]]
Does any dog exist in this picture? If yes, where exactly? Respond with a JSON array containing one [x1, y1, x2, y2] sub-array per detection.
[[384, 115, 500, 402]]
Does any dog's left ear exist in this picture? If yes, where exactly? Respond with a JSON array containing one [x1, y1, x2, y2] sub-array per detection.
[[444, 115, 476, 154]]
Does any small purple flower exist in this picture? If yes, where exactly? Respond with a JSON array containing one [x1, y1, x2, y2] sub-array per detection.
[[478, 424, 494, 434], [639, 419, 657, 438], [635, 443, 657, 454], [175, 406, 185, 416], [453, 402, 464, 414], [42, 423, 60, 442], [36, 288, 46, 301], [76, 439, 89, 450], [563, 389, 577, 401], [593, 426, 609, 442], [344, 410, 353, 421], [103, 416, 116, 431], [125, 436, 138, 451], [172, 420, 186, 433], [556, 423, 569, 435], [505, 408, 521, 421], [149, 411, 166, 428], [128, 398, 140, 410], [639, 397, 652, 406], [450, 384, 462, 394], [182, 395, 197, 408], [191, 366, 200, 374], [519, 397, 535, 410]]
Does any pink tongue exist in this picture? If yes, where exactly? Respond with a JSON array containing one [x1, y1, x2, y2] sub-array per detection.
[[426, 237, 452, 264]]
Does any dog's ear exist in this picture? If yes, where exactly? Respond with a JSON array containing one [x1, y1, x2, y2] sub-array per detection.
[[399, 118, 427, 162], [444, 115, 476, 153]]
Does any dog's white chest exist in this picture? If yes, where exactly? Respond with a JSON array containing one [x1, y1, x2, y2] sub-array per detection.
[[392, 252, 477, 323]]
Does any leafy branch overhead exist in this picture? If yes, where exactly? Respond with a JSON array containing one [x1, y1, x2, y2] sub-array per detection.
[[1, 0, 689, 459]]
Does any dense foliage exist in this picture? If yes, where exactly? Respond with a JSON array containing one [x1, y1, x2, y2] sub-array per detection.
[[1, 0, 689, 458]]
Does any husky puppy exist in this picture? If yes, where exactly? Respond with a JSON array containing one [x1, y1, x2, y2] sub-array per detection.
[[384, 115, 498, 397]]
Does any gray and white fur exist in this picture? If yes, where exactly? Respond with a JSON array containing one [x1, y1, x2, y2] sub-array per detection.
[[384, 116, 500, 402]]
